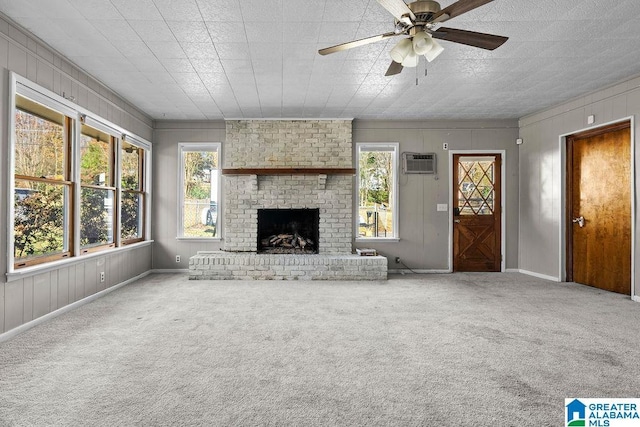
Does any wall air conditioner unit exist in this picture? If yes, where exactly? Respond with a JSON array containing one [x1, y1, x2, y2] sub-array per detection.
[[402, 152, 436, 174]]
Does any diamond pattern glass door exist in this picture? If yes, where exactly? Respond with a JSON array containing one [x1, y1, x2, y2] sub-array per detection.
[[457, 157, 495, 216], [452, 154, 501, 272]]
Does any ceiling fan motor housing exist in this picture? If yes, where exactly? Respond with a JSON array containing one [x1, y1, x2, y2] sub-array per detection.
[[408, 0, 441, 23]]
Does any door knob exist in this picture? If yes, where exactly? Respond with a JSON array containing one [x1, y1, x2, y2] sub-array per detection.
[[454, 219, 461, 223], [572, 216, 585, 228]]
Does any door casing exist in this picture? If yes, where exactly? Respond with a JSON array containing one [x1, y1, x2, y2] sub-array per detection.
[[559, 117, 636, 299], [448, 150, 506, 273]]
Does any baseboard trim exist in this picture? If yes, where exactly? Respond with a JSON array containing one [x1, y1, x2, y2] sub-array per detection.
[[516, 269, 561, 282], [505, 268, 520, 273], [0, 270, 151, 343], [632, 295, 640, 303], [388, 269, 451, 274], [150, 269, 189, 274]]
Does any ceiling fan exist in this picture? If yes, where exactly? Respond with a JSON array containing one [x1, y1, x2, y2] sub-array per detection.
[[318, 0, 508, 76]]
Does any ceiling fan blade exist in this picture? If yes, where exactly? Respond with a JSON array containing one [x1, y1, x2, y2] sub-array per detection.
[[431, 27, 508, 50], [318, 32, 398, 55], [385, 61, 404, 76], [430, 0, 493, 23], [376, 0, 416, 21]]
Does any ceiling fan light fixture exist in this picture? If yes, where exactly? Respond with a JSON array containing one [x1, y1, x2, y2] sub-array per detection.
[[401, 49, 419, 67], [412, 31, 434, 56], [424, 38, 444, 62], [390, 38, 412, 63]]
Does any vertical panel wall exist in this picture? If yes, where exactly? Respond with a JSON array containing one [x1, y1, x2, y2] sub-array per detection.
[[152, 121, 226, 270], [519, 74, 640, 299], [353, 120, 520, 271], [0, 16, 153, 335]]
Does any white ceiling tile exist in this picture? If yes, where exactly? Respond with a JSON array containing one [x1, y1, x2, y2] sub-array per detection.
[[317, 22, 359, 44], [283, 0, 326, 22], [249, 43, 283, 60], [204, 21, 248, 43], [220, 59, 253, 73], [19, 0, 83, 19], [245, 22, 282, 43], [153, 0, 201, 21], [128, 56, 167, 73], [146, 41, 187, 58], [322, 0, 368, 22], [111, 40, 154, 58], [282, 22, 321, 43], [215, 42, 251, 60], [199, 72, 229, 86], [130, 20, 176, 42], [110, 0, 164, 21], [68, 0, 122, 19], [240, 0, 283, 22], [167, 21, 210, 43], [197, 0, 242, 22], [182, 42, 219, 59], [161, 58, 196, 73], [91, 19, 140, 42], [190, 58, 225, 74], [147, 72, 177, 85]]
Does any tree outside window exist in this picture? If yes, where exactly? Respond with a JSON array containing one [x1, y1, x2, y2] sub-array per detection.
[[179, 143, 220, 238], [357, 144, 398, 239], [121, 142, 145, 243], [13, 100, 72, 266], [80, 125, 115, 250]]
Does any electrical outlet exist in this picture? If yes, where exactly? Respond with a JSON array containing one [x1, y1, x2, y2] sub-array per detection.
[[100, 272, 105, 283], [442, 143, 448, 150], [176, 255, 181, 263], [395, 257, 401, 264]]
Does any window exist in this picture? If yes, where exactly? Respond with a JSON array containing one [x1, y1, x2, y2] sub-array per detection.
[[178, 143, 220, 238], [120, 141, 146, 243], [356, 143, 398, 239], [9, 75, 151, 271], [80, 124, 116, 252], [13, 96, 73, 267]]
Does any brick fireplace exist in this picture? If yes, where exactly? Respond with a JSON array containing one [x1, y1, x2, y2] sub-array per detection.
[[222, 120, 353, 253], [189, 119, 387, 280]]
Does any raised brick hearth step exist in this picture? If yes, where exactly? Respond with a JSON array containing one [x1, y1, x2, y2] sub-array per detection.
[[189, 252, 387, 281]]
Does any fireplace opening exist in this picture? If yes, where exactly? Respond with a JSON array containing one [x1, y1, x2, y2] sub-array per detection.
[[257, 208, 319, 254]]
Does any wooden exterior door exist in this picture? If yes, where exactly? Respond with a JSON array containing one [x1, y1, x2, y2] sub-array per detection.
[[453, 154, 502, 272], [567, 121, 631, 294]]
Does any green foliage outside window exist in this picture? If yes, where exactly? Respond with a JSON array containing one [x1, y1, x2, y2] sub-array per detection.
[[14, 183, 65, 260]]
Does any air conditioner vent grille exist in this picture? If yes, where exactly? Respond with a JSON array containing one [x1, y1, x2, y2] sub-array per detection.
[[403, 152, 436, 174]]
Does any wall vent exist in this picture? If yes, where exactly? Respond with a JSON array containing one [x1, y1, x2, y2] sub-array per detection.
[[402, 152, 436, 174]]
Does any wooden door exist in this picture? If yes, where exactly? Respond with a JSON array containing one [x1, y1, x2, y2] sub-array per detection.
[[453, 154, 502, 272], [567, 122, 631, 294]]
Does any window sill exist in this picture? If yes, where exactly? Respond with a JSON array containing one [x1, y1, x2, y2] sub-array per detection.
[[356, 237, 400, 243], [176, 237, 222, 242], [5, 240, 154, 283]]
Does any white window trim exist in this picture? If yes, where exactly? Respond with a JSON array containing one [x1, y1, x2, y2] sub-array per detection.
[[177, 142, 222, 240], [355, 142, 399, 241], [7, 72, 152, 276]]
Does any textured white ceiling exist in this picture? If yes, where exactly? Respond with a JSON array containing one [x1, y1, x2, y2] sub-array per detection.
[[1, 0, 640, 120]]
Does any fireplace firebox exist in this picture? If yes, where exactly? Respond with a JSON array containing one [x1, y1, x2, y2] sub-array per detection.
[[257, 208, 319, 254]]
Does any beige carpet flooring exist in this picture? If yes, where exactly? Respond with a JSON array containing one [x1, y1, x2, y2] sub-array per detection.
[[1, 272, 639, 426]]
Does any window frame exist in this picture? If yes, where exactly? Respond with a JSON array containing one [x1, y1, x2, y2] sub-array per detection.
[[120, 139, 147, 245], [7, 73, 152, 274], [177, 142, 222, 240], [12, 97, 76, 268], [355, 142, 400, 241], [78, 119, 118, 253]]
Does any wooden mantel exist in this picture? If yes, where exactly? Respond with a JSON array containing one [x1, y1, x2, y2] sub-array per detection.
[[222, 168, 355, 176]]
